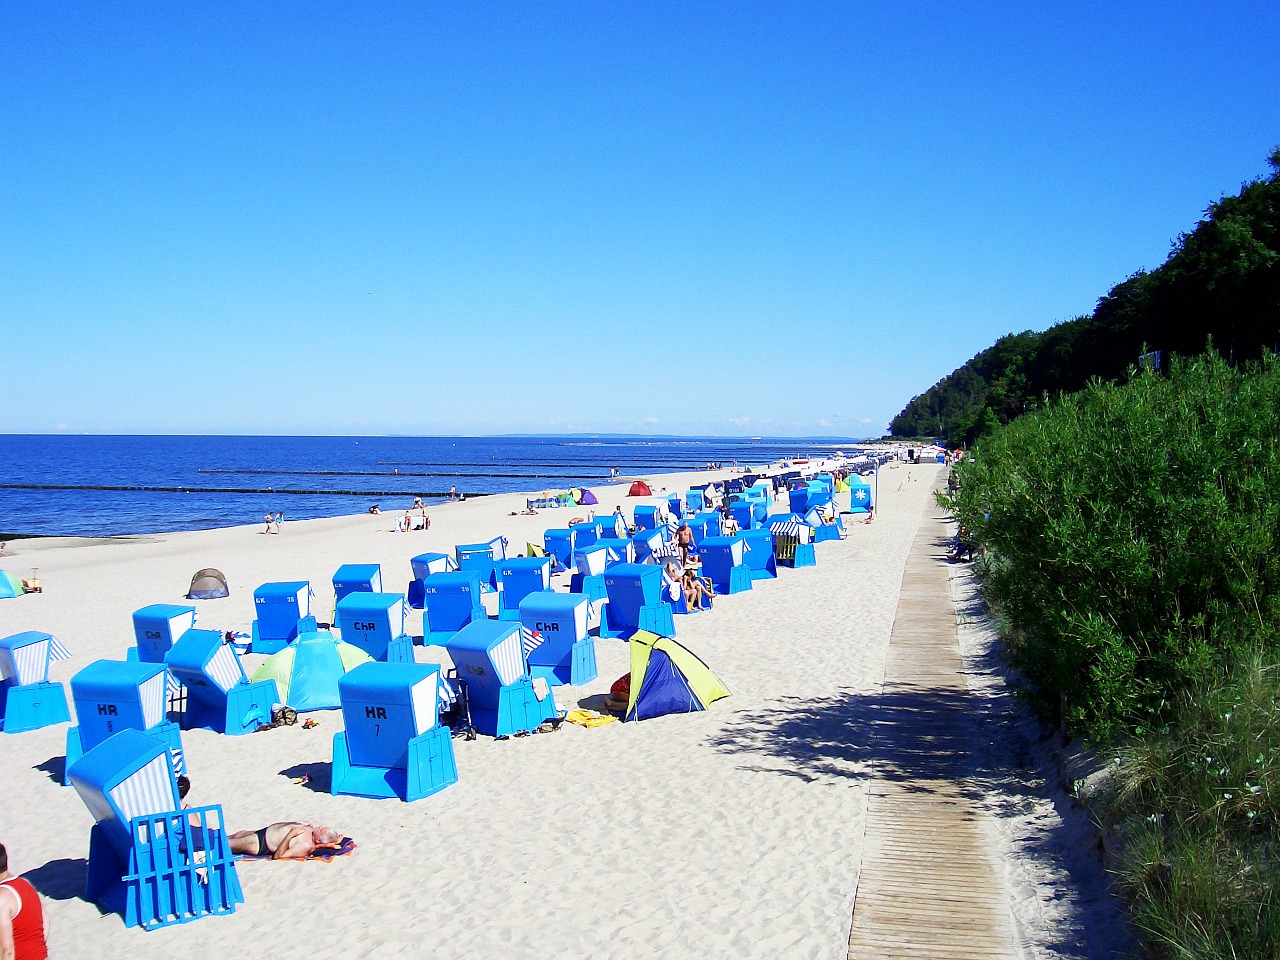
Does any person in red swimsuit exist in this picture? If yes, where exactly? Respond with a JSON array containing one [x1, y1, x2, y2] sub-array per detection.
[[0, 841, 49, 960]]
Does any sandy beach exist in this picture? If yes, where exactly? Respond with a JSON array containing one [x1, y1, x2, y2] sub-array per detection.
[[0, 460, 1128, 959]]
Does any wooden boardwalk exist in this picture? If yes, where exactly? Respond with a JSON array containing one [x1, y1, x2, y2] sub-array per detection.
[[847, 501, 1021, 959]]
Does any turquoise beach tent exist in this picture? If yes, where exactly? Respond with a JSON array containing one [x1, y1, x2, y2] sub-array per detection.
[[250, 631, 373, 712], [0, 572, 24, 599]]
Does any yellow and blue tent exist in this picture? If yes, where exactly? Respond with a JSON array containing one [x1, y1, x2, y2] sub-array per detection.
[[250, 631, 373, 713], [625, 630, 729, 722]]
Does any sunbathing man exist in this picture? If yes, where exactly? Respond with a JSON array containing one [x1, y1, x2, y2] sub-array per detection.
[[228, 822, 342, 860]]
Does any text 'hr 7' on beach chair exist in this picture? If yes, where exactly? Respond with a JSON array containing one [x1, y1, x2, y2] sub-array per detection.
[[0, 631, 72, 733], [332, 662, 458, 802], [68, 729, 243, 930], [164, 629, 278, 736], [66, 660, 185, 785], [442, 620, 559, 738]]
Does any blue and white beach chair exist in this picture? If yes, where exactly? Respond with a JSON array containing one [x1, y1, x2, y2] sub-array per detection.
[[164, 629, 278, 735], [699, 536, 754, 596], [250, 582, 315, 654], [599, 563, 675, 639], [68, 729, 242, 930], [66, 660, 185, 784], [456, 538, 507, 593], [519, 591, 596, 686], [443, 620, 559, 738], [496, 556, 552, 620], [130, 605, 197, 663], [420, 570, 486, 646], [0, 631, 72, 733], [335, 592, 414, 662], [407, 552, 457, 609], [332, 662, 458, 802]]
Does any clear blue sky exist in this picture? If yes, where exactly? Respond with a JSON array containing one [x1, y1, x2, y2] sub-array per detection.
[[3, 2, 1277, 437]]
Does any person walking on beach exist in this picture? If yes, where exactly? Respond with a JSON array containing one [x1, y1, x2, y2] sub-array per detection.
[[0, 841, 50, 960], [272, 512, 284, 534], [264, 512, 273, 534], [449, 485, 457, 502]]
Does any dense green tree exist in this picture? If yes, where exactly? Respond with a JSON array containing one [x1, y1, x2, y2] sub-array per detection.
[[891, 149, 1280, 443]]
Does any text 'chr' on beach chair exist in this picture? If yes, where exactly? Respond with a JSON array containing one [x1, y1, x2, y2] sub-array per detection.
[[130, 605, 197, 664], [68, 729, 243, 930], [519, 591, 597, 687], [164, 629, 278, 736], [250, 581, 316, 655], [66, 659, 185, 785], [442, 620, 558, 738], [331, 662, 458, 802], [335, 592, 414, 663], [0, 630, 72, 733]]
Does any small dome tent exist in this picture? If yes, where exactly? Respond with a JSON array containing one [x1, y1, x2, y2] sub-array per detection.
[[624, 630, 729, 722], [186, 568, 229, 600], [250, 631, 373, 712], [627, 480, 652, 497]]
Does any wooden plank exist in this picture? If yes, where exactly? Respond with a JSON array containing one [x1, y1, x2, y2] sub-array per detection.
[[848, 492, 1020, 960]]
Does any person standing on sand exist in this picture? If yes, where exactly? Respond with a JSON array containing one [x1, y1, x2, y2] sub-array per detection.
[[264, 512, 273, 534], [449, 485, 457, 502], [272, 512, 284, 533], [0, 841, 50, 960]]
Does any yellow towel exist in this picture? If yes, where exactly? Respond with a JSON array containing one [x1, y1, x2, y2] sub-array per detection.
[[564, 709, 618, 728]]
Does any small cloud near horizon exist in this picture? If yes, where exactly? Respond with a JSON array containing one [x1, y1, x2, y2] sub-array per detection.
[[644, 417, 659, 425], [728, 417, 750, 426]]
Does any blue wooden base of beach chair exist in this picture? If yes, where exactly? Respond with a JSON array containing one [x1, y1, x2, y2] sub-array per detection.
[[331, 726, 458, 802], [250, 615, 316, 655], [568, 572, 607, 604], [1, 681, 71, 734], [638, 602, 676, 638], [529, 638, 599, 687], [788, 543, 817, 568], [708, 565, 753, 596], [87, 805, 243, 931], [65, 720, 185, 786], [181, 679, 278, 737], [469, 679, 558, 738], [748, 556, 778, 580], [380, 635, 414, 663], [814, 521, 842, 543]]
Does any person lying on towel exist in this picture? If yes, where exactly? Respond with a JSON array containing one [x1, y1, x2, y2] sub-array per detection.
[[228, 822, 343, 860]]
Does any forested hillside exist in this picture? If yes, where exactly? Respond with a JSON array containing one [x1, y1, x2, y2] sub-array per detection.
[[891, 148, 1280, 445]]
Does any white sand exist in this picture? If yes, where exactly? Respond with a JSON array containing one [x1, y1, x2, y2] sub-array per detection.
[[0, 461, 1127, 959]]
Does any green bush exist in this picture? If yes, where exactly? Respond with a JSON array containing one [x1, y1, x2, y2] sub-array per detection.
[[948, 352, 1280, 742]]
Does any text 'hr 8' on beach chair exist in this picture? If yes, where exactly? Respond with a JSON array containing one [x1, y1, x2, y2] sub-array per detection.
[[65, 660, 186, 785], [332, 662, 458, 802], [68, 728, 243, 930], [0, 631, 72, 733], [163, 629, 278, 736], [443, 620, 559, 738]]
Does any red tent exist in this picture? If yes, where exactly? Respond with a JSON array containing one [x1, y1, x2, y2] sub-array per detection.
[[627, 480, 652, 497]]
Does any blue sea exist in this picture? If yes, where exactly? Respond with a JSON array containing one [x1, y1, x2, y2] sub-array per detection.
[[0, 434, 864, 538]]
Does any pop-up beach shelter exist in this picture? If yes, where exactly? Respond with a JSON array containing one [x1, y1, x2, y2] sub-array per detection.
[[627, 480, 651, 497], [577, 487, 599, 505], [624, 631, 729, 722], [250, 631, 373, 712], [186, 569, 229, 600], [0, 572, 25, 599]]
